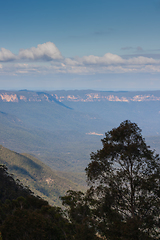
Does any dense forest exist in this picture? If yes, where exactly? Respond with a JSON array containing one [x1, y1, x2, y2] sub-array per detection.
[[0, 120, 160, 240]]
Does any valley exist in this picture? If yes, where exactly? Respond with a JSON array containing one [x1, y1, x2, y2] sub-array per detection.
[[0, 89, 160, 205]]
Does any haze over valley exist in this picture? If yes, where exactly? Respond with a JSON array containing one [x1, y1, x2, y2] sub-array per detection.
[[0, 90, 160, 195]]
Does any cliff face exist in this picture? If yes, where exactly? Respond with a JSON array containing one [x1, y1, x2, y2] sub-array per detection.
[[0, 93, 19, 102], [0, 92, 49, 102], [0, 90, 160, 103], [55, 93, 160, 102]]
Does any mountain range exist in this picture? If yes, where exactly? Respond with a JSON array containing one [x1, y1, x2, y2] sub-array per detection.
[[1, 90, 160, 103]]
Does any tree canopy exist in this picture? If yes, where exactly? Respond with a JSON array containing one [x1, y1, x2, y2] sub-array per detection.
[[0, 165, 72, 240], [0, 164, 33, 203], [85, 120, 160, 239]]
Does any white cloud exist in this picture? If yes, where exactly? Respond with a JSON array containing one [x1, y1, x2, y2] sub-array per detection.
[[0, 64, 2, 69], [52, 54, 160, 74], [80, 53, 124, 65], [77, 54, 159, 66], [1, 42, 160, 75], [18, 42, 63, 61], [142, 65, 160, 73], [127, 56, 158, 65], [64, 58, 80, 66], [1, 59, 160, 76], [0, 48, 16, 62]]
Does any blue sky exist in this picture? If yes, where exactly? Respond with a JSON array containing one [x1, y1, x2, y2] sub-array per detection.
[[0, 0, 160, 90]]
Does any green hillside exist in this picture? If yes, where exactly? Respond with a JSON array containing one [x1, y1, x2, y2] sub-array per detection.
[[0, 145, 87, 206]]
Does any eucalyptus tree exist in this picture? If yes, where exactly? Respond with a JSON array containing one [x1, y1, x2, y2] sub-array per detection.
[[86, 120, 160, 240]]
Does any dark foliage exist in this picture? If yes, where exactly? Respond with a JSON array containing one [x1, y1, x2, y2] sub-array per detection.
[[0, 165, 72, 240], [0, 164, 33, 203], [61, 120, 160, 240], [60, 189, 100, 240], [0, 202, 70, 240], [85, 120, 160, 239]]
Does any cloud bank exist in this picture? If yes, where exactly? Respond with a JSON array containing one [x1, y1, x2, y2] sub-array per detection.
[[19, 42, 63, 61], [1, 42, 160, 75], [0, 48, 16, 62], [0, 42, 62, 62]]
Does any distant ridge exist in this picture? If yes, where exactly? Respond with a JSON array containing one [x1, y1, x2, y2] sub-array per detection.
[[36, 92, 72, 109], [50, 90, 160, 102], [0, 89, 160, 103], [19, 89, 30, 91]]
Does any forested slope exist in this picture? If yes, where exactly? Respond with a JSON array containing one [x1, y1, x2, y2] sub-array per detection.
[[0, 146, 87, 206]]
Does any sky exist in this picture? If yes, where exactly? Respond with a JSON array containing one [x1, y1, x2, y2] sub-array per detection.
[[0, 0, 160, 91]]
